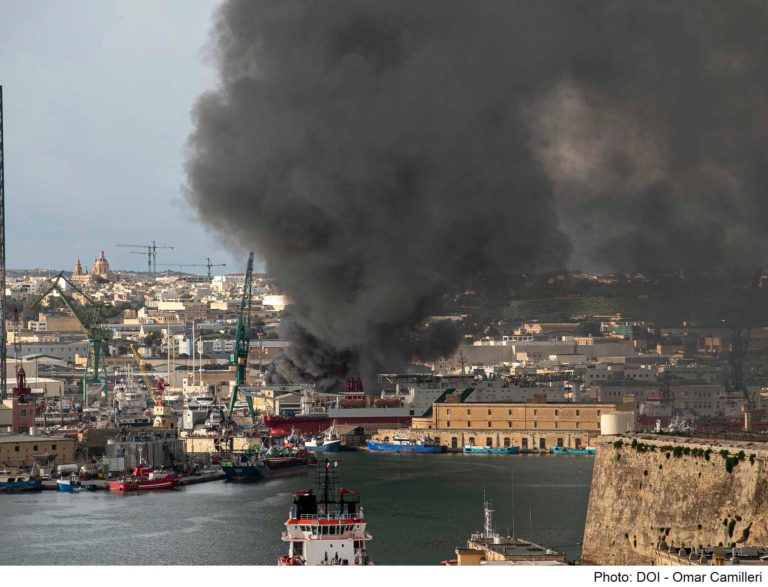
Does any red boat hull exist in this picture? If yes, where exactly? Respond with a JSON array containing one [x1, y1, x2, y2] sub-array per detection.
[[108, 475, 178, 491]]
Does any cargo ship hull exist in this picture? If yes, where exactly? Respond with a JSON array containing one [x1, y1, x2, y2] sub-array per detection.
[[222, 456, 310, 481], [263, 413, 412, 437]]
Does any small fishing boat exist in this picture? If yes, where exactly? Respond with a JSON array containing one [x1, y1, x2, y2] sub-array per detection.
[[108, 464, 178, 491], [57, 474, 82, 493], [304, 426, 342, 453], [463, 445, 520, 454], [550, 446, 596, 455]]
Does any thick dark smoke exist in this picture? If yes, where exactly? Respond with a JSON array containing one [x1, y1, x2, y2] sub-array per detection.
[[186, 1, 768, 389]]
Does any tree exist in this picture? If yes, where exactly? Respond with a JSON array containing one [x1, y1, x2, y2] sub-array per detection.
[[144, 331, 162, 348]]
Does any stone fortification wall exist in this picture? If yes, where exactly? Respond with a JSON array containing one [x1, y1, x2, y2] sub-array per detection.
[[582, 434, 768, 564]]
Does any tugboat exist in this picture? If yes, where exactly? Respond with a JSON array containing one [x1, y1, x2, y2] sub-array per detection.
[[0, 470, 43, 492], [278, 459, 373, 565], [366, 434, 444, 453]]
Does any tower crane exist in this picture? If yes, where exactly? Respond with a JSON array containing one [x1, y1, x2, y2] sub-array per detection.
[[156, 258, 226, 278], [116, 241, 174, 276], [129, 344, 174, 429], [726, 269, 763, 433], [228, 252, 255, 415], [28, 272, 112, 402]]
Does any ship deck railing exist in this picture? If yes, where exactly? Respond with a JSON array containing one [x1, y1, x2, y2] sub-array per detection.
[[294, 512, 364, 521]]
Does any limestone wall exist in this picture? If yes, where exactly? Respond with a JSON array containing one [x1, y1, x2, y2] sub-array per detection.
[[582, 435, 768, 565]]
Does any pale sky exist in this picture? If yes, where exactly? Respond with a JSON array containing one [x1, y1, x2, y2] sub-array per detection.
[[0, 0, 253, 275]]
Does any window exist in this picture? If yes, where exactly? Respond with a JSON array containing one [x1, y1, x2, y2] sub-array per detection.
[[557, 437, 564, 447], [522, 438, 529, 449], [468, 421, 472, 427], [597, 410, 601, 416], [487, 409, 492, 416], [21, 410, 26, 416], [508, 409, 512, 416], [488, 421, 492, 428], [555, 409, 559, 416], [555, 422, 558, 429], [447, 421, 451, 428], [33, 445, 38, 451], [503, 438, 510, 447], [534, 409, 537, 415], [539, 438, 546, 449], [52, 444, 57, 450], [446, 408, 451, 416], [434, 437, 440, 446], [534, 421, 538, 428], [486, 437, 493, 447], [576, 422, 580, 429], [14, 446, 19, 452], [467, 409, 471, 415], [507, 421, 512, 428], [576, 409, 580, 416]]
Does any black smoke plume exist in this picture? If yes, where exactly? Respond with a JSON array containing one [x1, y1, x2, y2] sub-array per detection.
[[186, 1, 768, 389]]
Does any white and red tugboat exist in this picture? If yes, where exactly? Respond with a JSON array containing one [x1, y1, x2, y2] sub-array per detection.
[[278, 459, 373, 566]]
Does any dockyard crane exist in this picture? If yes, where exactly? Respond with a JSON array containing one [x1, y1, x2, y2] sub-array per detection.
[[228, 252, 255, 415], [28, 272, 112, 402], [116, 241, 174, 277], [726, 269, 764, 432], [156, 258, 226, 279], [129, 343, 174, 429]]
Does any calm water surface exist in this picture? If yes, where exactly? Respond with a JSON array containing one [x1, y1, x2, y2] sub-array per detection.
[[0, 452, 592, 565]]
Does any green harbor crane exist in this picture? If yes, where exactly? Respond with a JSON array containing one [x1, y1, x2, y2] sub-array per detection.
[[228, 252, 255, 415], [28, 272, 113, 402]]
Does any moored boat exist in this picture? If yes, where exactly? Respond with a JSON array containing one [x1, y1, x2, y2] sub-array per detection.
[[108, 464, 178, 491], [278, 458, 373, 566], [366, 434, 444, 453], [0, 470, 43, 493], [304, 427, 341, 453], [57, 474, 82, 492], [108, 478, 139, 491], [222, 446, 311, 481], [462, 445, 520, 455], [550, 446, 596, 455]]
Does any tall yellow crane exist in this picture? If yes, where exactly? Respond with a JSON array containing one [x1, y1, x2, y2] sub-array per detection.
[[130, 343, 175, 430]]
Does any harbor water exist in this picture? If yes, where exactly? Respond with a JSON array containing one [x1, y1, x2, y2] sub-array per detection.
[[0, 452, 592, 565]]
